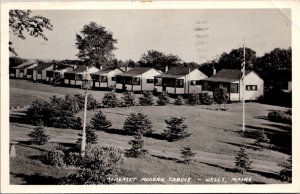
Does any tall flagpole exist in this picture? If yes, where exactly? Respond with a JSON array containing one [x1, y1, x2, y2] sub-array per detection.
[[242, 40, 246, 132], [81, 66, 88, 156]]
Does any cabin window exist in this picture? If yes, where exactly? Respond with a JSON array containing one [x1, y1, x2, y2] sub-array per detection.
[[230, 83, 239, 93], [37, 70, 42, 75], [125, 77, 132, 84], [246, 85, 257, 91], [190, 80, 201, 85], [132, 77, 140, 85], [147, 79, 154, 83], [91, 74, 100, 81], [27, 69, 33, 75], [46, 71, 53, 77], [154, 78, 162, 86], [100, 76, 108, 83], [74, 74, 82, 80], [176, 79, 184, 88], [111, 77, 116, 81], [116, 76, 123, 83], [20, 70, 24, 73]]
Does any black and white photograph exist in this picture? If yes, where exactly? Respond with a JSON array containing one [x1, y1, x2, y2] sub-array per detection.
[[1, 1, 299, 193]]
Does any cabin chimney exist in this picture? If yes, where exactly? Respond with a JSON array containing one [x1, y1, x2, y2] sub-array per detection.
[[212, 65, 216, 75], [125, 65, 128, 72], [100, 65, 103, 70], [165, 65, 169, 72]]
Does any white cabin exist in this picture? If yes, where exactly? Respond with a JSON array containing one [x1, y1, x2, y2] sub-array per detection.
[[64, 65, 99, 87], [46, 64, 75, 83], [31, 63, 54, 81], [11, 61, 38, 79], [91, 68, 124, 89]]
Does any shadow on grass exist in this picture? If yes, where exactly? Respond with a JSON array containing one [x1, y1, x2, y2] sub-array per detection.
[[264, 123, 291, 132], [248, 169, 280, 180], [198, 161, 236, 173], [18, 141, 48, 152], [11, 173, 61, 185], [253, 116, 270, 121], [10, 113, 31, 125], [151, 154, 180, 163], [220, 141, 258, 150]]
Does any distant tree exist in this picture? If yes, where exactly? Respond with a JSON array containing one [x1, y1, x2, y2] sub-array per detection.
[[279, 156, 292, 182], [234, 146, 252, 173], [90, 111, 112, 131], [181, 146, 196, 164], [9, 57, 27, 68], [157, 92, 170, 106], [254, 129, 270, 150], [139, 91, 154, 106], [124, 59, 137, 68], [73, 94, 98, 110], [102, 92, 119, 108], [9, 10, 53, 55], [213, 88, 228, 107], [123, 113, 153, 135], [174, 95, 185, 106], [139, 50, 182, 72], [188, 93, 200, 105], [121, 91, 136, 107], [125, 133, 148, 158], [198, 59, 218, 77], [163, 117, 190, 141], [75, 22, 117, 68], [27, 125, 50, 145], [77, 126, 98, 145]]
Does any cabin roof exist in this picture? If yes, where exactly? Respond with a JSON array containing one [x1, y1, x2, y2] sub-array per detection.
[[203, 69, 252, 83], [13, 60, 37, 69], [91, 67, 123, 75], [154, 67, 198, 78], [118, 67, 153, 77], [31, 62, 53, 70], [66, 65, 95, 74]]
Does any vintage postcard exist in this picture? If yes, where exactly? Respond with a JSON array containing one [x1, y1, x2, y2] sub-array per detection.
[[1, 1, 299, 193]]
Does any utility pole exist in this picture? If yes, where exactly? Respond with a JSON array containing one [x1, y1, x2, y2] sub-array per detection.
[[242, 40, 246, 132], [81, 66, 89, 156]]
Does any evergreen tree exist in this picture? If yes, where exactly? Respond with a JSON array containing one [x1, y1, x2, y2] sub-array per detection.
[[174, 95, 185, 106], [123, 113, 153, 135], [157, 92, 170, 106], [125, 133, 148, 158], [255, 129, 270, 150], [279, 156, 292, 182], [102, 92, 119, 108], [234, 146, 252, 173], [188, 93, 200, 105], [77, 126, 98, 145], [27, 125, 50, 145], [162, 117, 190, 141], [90, 111, 112, 131], [121, 91, 136, 107], [139, 91, 154, 106], [181, 146, 196, 164]]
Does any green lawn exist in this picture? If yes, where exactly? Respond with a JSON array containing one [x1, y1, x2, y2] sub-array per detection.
[[9, 79, 291, 184]]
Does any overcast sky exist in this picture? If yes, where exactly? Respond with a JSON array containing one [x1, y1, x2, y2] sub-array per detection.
[[10, 9, 291, 63]]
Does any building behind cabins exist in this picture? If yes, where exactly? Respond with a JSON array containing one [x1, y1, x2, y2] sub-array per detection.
[[116, 67, 161, 91], [46, 64, 75, 84], [154, 67, 208, 95], [201, 69, 264, 101], [91, 67, 125, 89], [10, 60, 38, 78], [31, 62, 54, 81], [64, 65, 99, 87]]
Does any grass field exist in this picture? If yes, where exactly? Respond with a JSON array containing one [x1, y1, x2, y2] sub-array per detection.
[[9, 79, 292, 184]]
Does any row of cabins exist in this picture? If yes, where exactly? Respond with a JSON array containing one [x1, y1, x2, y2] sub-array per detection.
[[10, 61, 269, 101]]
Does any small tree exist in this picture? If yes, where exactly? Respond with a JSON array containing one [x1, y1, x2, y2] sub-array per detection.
[[139, 91, 154, 106], [157, 92, 169, 106], [279, 156, 292, 182], [90, 111, 112, 131], [181, 146, 196, 164], [77, 126, 98, 145], [213, 88, 228, 107], [188, 93, 200, 105], [174, 95, 185, 106], [162, 117, 190, 141], [254, 129, 270, 150], [102, 92, 119, 108], [121, 91, 136, 107], [125, 134, 148, 158], [200, 92, 213, 105], [123, 113, 153, 135], [234, 146, 252, 173], [27, 125, 50, 145]]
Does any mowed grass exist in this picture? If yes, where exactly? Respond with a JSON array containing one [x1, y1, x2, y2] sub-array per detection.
[[9, 79, 291, 184]]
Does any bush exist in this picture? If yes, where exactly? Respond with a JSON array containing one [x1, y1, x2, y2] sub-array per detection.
[[268, 110, 292, 124], [213, 88, 228, 106], [61, 145, 124, 185], [42, 149, 65, 167], [26, 99, 51, 125], [27, 125, 50, 145], [181, 146, 196, 164], [102, 92, 119, 108], [279, 156, 292, 182], [234, 147, 252, 173], [162, 117, 190, 141], [49, 116, 82, 130], [123, 113, 153, 135], [65, 152, 83, 166], [77, 126, 98, 145], [200, 92, 213, 105], [174, 95, 185, 106], [121, 91, 136, 107], [254, 129, 270, 150], [188, 93, 200, 105], [125, 134, 148, 158], [139, 91, 154, 106], [73, 94, 98, 110], [90, 111, 112, 131], [157, 92, 169, 106]]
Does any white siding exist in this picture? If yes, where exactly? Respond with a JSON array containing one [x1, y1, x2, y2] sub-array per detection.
[[140, 69, 161, 91], [241, 72, 264, 101]]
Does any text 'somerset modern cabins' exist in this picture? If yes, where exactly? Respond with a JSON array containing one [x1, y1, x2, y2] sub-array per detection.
[[64, 65, 99, 87], [10, 60, 38, 79], [90, 67, 125, 90], [116, 67, 161, 91], [31, 62, 54, 81], [46, 64, 75, 84], [202, 69, 264, 101], [154, 67, 208, 95]]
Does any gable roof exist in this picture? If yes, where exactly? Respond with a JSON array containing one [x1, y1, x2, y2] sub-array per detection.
[[66, 65, 96, 74], [203, 69, 252, 83], [155, 67, 198, 78], [118, 67, 154, 77], [13, 60, 37, 69], [53, 64, 74, 71], [31, 62, 53, 70], [91, 67, 123, 75]]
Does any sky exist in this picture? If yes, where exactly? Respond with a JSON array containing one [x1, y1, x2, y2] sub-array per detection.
[[10, 9, 291, 63]]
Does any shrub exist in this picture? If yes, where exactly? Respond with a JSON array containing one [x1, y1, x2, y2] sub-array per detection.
[[77, 126, 98, 145], [61, 145, 124, 185], [27, 125, 50, 145], [65, 152, 83, 166], [234, 147, 252, 173], [42, 149, 65, 167], [181, 146, 196, 164], [200, 92, 213, 105], [121, 91, 136, 107], [139, 91, 154, 106], [188, 93, 200, 105], [174, 95, 185, 106], [286, 109, 292, 115], [279, 156, 292, 182], [90, 111, 112, 131], [268, 110, 292, 124], [49, 116, 82, 130], [157, 92, 169, 106], [125, 134, 148, 158], [102, 92, 119, 108], [213, 88, 228, 106], [162, 117, 190, 141], [123, 113, 153, 135], [26, 99, 51, 125], [254, 129, 270, 150], [73, 94, 98, 110]]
